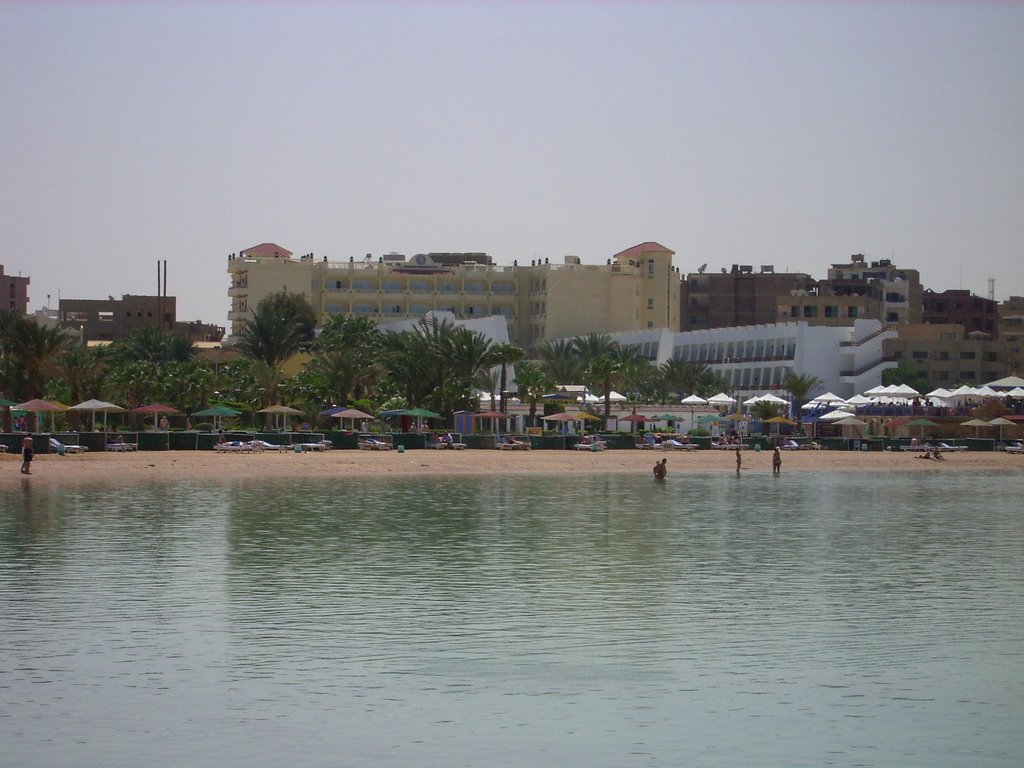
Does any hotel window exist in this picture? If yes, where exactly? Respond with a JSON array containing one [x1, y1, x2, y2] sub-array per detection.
[[647, 259, 655, 276], [803, 306, 817, 318], [847, 306, 858, 318], [647, 298, 654, 310]]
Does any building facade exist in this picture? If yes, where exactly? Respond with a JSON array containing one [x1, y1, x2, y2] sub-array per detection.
[[883, 323, 1012, 390], [608, 319, 895, 400], [922, 289, 998, 337], [998, 296, 1024, 377], [680, 265, 814, 331], [1, 264, 30, 315], [59, 294, 223, 343], [227, 242, 681, 349], [825, 254, 923, 324]]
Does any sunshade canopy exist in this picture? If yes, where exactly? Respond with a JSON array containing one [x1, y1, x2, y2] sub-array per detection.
[[257, 405, 303, 415], [13, 399, 68, 411], [132, 403, 179, 414], [192, 405, 241, 417]]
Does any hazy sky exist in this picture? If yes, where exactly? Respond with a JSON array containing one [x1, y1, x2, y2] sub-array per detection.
[[3, 1, 1022, 329]]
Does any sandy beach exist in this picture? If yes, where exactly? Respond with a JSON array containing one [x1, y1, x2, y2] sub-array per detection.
[[4, 446, 1020, 486]]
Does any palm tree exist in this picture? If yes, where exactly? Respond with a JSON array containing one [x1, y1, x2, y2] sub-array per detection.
[[488, 343, 525, 413], [535, 338, 584, 385], [510, 361, 550, 427], [234, 295, 312, 407], [586, 354, 624, 421], [1, 317, 71, 429], [781, 372, 822, 415]]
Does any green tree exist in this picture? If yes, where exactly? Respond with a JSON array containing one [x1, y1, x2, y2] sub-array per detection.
[[781, 372, 823, 415], [586, 354, 624, 421], [882, 364, 929, 395], [0, 316, 71, 428], [107, 325, 196, 366], [234, 292, 314, 405], [488, 343, 525, 413], [535, 338, 584, 385], [510, 361, 551, 426]]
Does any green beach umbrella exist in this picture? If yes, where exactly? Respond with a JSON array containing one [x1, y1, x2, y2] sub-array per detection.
[[192, 404, 241, 431]]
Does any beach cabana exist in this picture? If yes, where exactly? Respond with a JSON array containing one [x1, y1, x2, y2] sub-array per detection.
[[191, 405, 241, 432], [988, 417, 1015, 443], [332, 408, 374, 431], [961, 418, 991, 438], [258, 404, 304, 431], [132, 403, 179, 429], [70, 399, 126, 432], [907, 417, 939, 439], [13, 398, 69, 431]]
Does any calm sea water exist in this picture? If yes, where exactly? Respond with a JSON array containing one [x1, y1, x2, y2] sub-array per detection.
[[2, 471, 1022, 768]]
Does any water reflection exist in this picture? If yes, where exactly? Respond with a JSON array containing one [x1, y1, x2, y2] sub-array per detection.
[[1, 472, 1022, 767]]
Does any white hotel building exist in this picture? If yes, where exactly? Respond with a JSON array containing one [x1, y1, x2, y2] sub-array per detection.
[[610, 319, 897, 400]]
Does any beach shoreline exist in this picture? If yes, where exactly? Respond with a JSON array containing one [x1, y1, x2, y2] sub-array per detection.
[[4, 448, 1020, 487]]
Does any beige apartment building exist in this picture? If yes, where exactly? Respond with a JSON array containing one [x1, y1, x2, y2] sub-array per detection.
[[883, 323, 1011, 389], [227, 242, 680, 348]]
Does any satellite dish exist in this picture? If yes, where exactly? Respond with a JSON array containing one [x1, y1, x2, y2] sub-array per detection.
[[697, 263, 707, 274]]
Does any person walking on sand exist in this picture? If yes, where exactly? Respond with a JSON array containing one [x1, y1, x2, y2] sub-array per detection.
[[21, 436, 33, 475], [735, 445, 742, 473], [772, 447, 782, 474], [653, 457, 667, 481]]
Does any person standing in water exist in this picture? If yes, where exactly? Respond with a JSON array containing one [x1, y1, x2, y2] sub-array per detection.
[[772, 447, 782, 474], [653, 457, 667, 480], [735, 445, 742, 473], [21, 436, 33, 475]]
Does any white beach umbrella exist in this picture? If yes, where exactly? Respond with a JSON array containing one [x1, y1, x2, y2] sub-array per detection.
[[680, 394, 708, 406], [706, 392, 736, 407], [975, 385, 1003, 398], [985, 375, 1024, 389], [864, 384, 890, 396], [742, 395, 763, 406], [1006, 387, 1024, 398], [607, 390, 628, 402], [810, 391, 845, 405], [926, 388, 953, 399], [819, 409, 855, 421], [844, 394, 875, 407], [758, 393, 789, 406], [890, 384, 921, 398]]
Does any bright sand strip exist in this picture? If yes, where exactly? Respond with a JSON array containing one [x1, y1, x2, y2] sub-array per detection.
[[4, 447, 1021, 487]]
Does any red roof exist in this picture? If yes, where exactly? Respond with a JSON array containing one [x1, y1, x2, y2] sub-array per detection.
[[241, 243, 293, 258], [611, 242, 674, 261]]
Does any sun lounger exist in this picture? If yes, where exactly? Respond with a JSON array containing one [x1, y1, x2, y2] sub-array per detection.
[[214, 440, 258, 453], [574, 440, 606, 451], [105, 441, 137, 452], [299, 441, 332, 451], [938, 443, 968, 452], [661, 439, 697, 451], [432, 441, 467, 449], [1006, 443, 1024, 454], [249, 439, 290, 452], [497, 438, 532, 450], [899, 444, 928, 451], [50, 438, 88, 454], [358, 438, 392, 451]]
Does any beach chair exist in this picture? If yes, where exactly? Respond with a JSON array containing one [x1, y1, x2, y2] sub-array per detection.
[[249, 439, 290, 453], [1005, 442, 1024, 454], [661, 438, 698, 451], [299, 440, 332, 451], [214, 440, 256, 453], [50, 437, 88, 454], [105, 440, 137, 452], [938, 442, 968, 452], [358, 437, 393, 451]]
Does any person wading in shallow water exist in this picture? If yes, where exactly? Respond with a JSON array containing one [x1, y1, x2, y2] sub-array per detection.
[[21, 436, 33, 475], [772, 447, 782, 474], [735, 446, 742, 474], [653, 457, 667, 481]]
